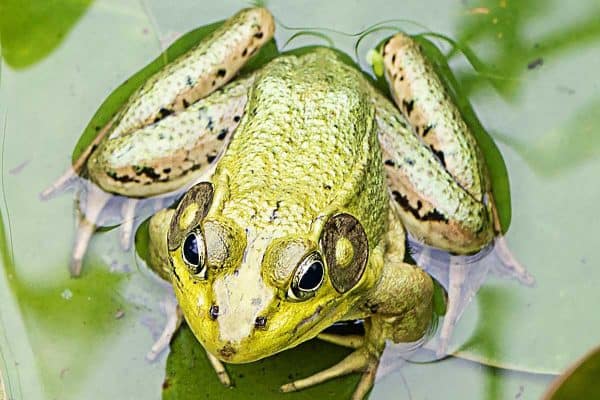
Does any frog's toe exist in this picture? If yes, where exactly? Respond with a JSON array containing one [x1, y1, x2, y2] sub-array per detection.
[[494, 236, 535, 286], [146, 296, 182, 361], [119, 199, 138, 250], [206, 352, 233, 387], [70, 184, 112, 277], [280, 348, 378, 399], [317, 333, 364, 349]]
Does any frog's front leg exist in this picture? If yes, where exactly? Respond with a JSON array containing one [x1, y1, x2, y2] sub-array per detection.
[[282, 204, 434, 400], [145, 208, 233, 385]]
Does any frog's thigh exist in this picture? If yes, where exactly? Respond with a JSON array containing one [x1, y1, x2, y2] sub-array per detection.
[[87, 76, 253, 198], [375, 96, 493, 254], [366, 202, 435, 343], [380, 33, 487, 201], [147, 208, 175, 280]]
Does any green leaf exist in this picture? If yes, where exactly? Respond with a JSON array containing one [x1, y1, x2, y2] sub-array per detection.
[[0, 0, 93, 69], [542, 346, 600, 399], [163, 324, 359, 399]]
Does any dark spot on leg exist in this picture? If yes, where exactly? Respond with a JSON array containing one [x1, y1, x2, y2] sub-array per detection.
[[402, 99, 414, 116], [382, 38, 391, 56], [392, 190, 448, 222], [163, 167, 171, 174], [384, 159, 395, 167], [211, 80, 216, 87], [216, 68, 226, 78], [206, 117, 214, 131], [217, 128, 229, 140], [429, 145, 446, 168], [323, 184, 332, 190], [242, 48, 248, 57], [254, 31, 264, 39], [233, 115, 241, 122], [391, 54, 396, 64], [422, 124, 433, 137], [182, 99, 189, 108], [186, 76, 193, 86], [207, 153, 217, 163], [135, 166, 161, 180], [404, 157, 415, 166]]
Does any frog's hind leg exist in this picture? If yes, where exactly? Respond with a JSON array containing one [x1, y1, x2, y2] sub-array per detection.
[[376, 33, 533, 354], [379, 33, 532, 281], [40, 7, 275, 200]]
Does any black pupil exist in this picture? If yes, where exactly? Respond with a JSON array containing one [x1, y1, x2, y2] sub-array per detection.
[[299, 262, 323, 291], [183, 233, 200, 266]]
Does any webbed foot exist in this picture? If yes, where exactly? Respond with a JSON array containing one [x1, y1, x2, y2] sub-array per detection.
[[280, 347, 379, 400], [70, 183, 111, 276]]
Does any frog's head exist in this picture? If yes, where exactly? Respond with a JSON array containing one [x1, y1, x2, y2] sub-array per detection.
[[167, 182, 374, 363]]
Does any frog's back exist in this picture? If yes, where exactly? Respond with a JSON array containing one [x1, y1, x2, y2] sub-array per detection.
[[215, 49, 386, 237]]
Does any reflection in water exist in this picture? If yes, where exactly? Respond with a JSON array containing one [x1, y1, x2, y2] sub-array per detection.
[[494, 98, 600, 176], [453, 0, 600, 99], [0, 0, 94, 69]]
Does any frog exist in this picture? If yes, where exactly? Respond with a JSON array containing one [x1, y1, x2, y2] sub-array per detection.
[[42, 7, 532, 399]]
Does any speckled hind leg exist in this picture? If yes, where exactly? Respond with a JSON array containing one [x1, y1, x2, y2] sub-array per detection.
[[51, 6, 272, 274], [40, 7, 275, 200]]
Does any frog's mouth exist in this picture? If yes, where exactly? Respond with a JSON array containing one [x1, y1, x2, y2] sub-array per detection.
[[205, 302, 346, 364]]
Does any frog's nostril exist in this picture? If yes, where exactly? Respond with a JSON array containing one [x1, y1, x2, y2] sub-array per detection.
[[219, 344, 237, 360], [254, 316, 267, 328], [209, 304, 220, 320]]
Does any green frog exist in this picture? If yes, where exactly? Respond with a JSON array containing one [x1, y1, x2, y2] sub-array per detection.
[[43, 7, 531, 399]]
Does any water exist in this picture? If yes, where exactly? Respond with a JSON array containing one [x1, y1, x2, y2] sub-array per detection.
[[1, 0, 600, 398]]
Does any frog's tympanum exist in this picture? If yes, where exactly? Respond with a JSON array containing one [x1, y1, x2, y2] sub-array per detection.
[[43, 7, 531, 399]]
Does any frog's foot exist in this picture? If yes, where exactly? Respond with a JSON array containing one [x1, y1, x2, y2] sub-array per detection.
[[280, 347, 379, 400], [119, 198, 138, 250], [71, 183, 112, 277], [494, 236, 535, 286], [146, 295, 183, 361], [317, 333, 364, 349], [40, 119, 115, 200]]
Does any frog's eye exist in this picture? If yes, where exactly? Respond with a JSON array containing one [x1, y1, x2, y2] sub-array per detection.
[[288, 252, 325, 301], [182, 231, 207, 278]]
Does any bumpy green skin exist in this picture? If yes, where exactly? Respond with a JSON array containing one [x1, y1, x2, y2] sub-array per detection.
[[168, 50, 414, 363]]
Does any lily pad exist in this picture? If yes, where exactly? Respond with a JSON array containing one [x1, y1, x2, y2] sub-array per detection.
[[164, 324, 359, 399], [0, 0, 93, 69], [1, 0, 600, 399], [542, 346, 600, 399]]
